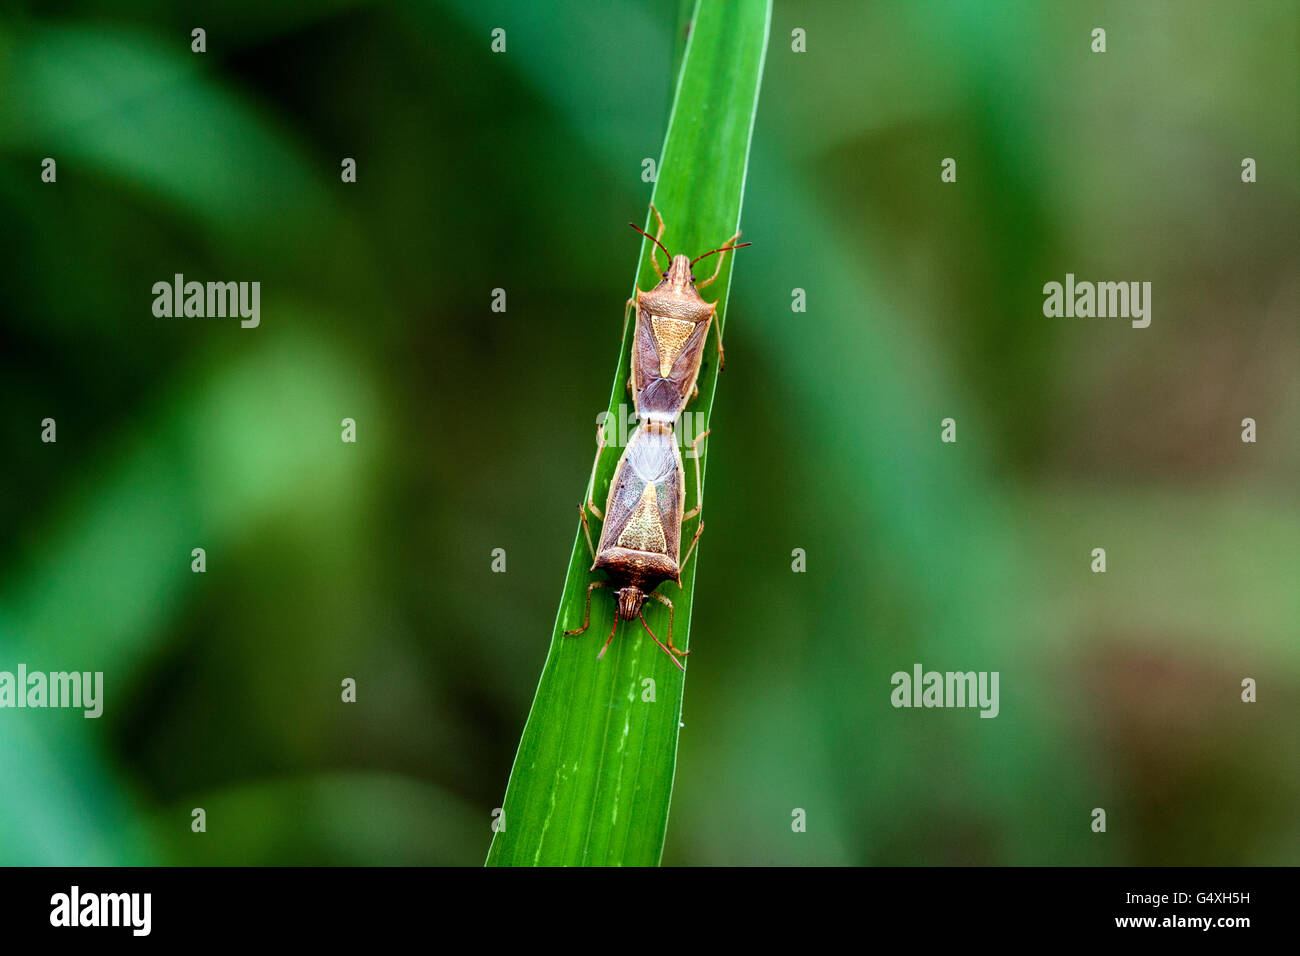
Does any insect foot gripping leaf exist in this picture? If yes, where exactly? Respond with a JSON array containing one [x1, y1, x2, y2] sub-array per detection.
[[486, 0, 770, 867]]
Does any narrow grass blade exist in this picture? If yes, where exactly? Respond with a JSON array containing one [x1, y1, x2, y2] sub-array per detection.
[[486, 0, 771, 867]]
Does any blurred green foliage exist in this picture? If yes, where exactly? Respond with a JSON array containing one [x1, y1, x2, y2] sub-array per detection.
[[1, 0, 1296, 865]]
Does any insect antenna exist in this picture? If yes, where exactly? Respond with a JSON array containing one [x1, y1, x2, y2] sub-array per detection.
[[628, 222, 672, 264], [640, 612, 686, 673], [596, 615, 619, 660], [691, 240, 752, 267]]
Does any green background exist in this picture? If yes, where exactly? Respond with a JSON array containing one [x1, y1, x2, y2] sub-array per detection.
[[1, 0, 1296, 865]]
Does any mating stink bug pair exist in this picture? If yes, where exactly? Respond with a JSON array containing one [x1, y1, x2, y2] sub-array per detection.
[[564, 206, 749, 671]]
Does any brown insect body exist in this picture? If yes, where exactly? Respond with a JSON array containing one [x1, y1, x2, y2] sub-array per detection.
[[624, 205, 749, 425], [593, 421, 685, 592], [567, 421, 708, 672], [631, 254, 717, 425]]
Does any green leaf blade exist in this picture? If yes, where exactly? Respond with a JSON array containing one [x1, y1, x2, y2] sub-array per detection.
[[487, 0, 771, 867]]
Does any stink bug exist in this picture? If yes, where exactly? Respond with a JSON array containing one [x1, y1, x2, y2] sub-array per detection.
[[565, 421, 709, 671], [624, 204, 750, 425]]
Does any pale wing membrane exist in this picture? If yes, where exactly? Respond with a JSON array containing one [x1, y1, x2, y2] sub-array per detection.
[[598, 454, 649, 554], [598, 427, 680, 559], [634, 312, 709, 421]]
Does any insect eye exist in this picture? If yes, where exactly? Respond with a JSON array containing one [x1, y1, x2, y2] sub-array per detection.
[[662, 271, 668, 279]]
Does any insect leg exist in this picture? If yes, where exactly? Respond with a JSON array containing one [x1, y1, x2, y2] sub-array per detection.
[[650, 202, 666, 242], [648, 203, 667, 273], [678, 426, 710, 579], [694, 230, 741, 290], [648, 592, 688, 658], [577, 502, 597, 562], [565, 580, 607, 636], [583, 423, 607, 520], [622, 296, 635, 342], [679, 516, 705, 576], [695, 233, 739, 373], [683, 428, 710, 520], [623, 299, 639, 399], [639, 610, 685, 672]]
